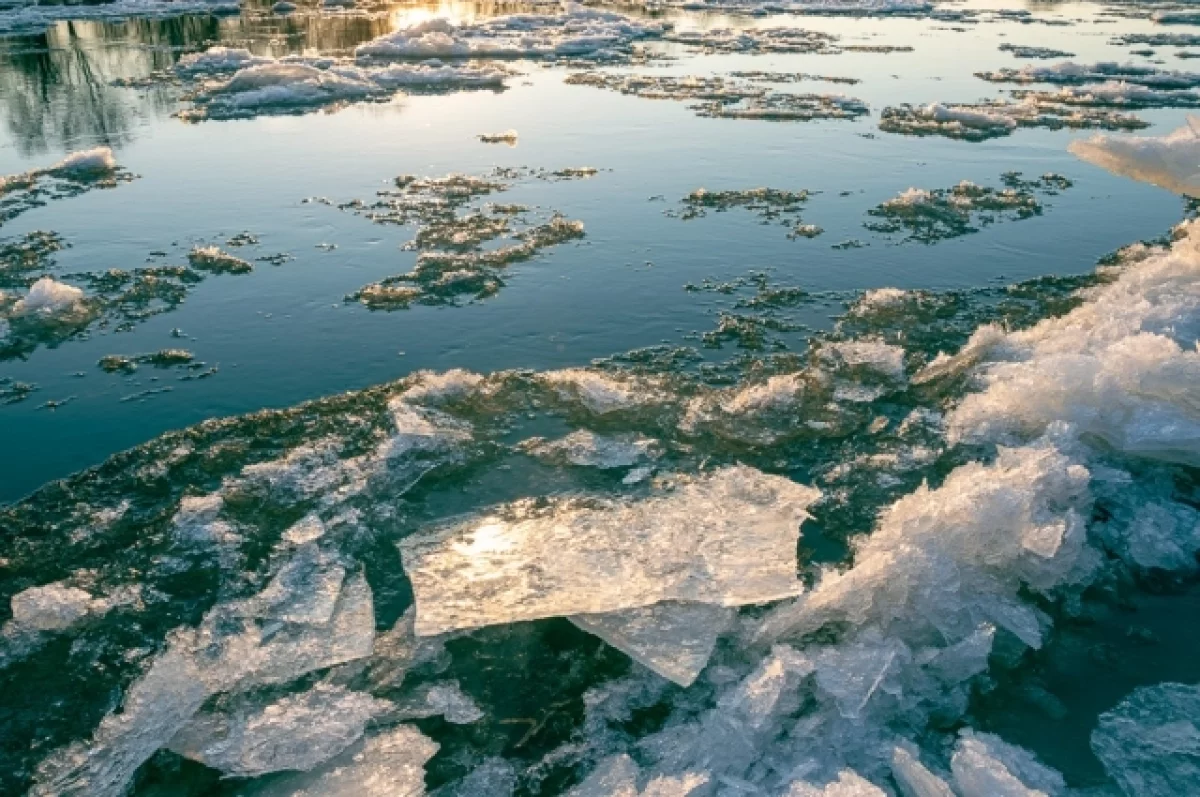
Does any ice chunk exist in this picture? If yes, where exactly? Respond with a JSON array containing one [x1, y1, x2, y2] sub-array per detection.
[[49, 147, 117, 177], [522, 430, 661, 469], [541, 368, 668, 414], [785, 770, 887, 796], [9, 582, 94, 632], [168, 683, 390, 777], [433, 758, 517, 796], [891, 747, 955, 797], [247, 724, 438, 796], [176, 46, 270, 74], [32, 647, 211, 796], [13, 277, 84, 316], [400, 466, 819, 635], [718, 644, 814, 727], [571, 601, 735, 687], [1071, 118, 1200, 197], [813, 633, 908, 719], [32, 561, 375, 795], [392, 681, 484, 724], [567, 754, 708, 797], [1091, 682, 1200, 797], [951, 730, 1065, 797], [236, 544, 347, 625]]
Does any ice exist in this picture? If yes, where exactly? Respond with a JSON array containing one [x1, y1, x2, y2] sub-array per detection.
[[813, 633, 907, 720], [946, 216, 1200, 468], [7, 582, 95, 632], [977, 61, 1200, 89], [0, 0, 239, 35], [785, 770, 886, 796], [950, 730, 1065, 797], [49, 147, 117, 177], [1024, 82, 1200, 109], [193, 63, 379, 117], [13, 277, 84, 316], [32, 560, 376, 795], [235, 544, 347, 625], [541, 368, 669, 414], [757, 443, 1093, 648], [176, 46, 271, 75], [188, 245, 253, 274], [1091, 682, 1200, 797], [1070, 118, 1200, 197], [32, 647, 212, 796], [390, 681, 484, 724], [479, 129, 519, 145], [356, 8, 666, 61], [246, 724, 438, 796], [168, 683, 391, 777], [522, 429, 661, 469], [571, 602, 735, 686], [890, 747, 955, 797], [818, 339, 907, 381], [718, 644, 814, 727], [568, 754, 708, 796], [400, 465, 818, 635]]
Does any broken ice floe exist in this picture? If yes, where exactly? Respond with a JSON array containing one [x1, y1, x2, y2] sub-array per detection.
[[0, 147, 135, 226], [566, 72, 869, 122], [400, 465, 818, 635], [864, 173, 1072, 244], [669, 187, 822, 238], [167, 683, 391, 777], [355, 8, 666, 62], [322, 168, 588, 309], [31, 553, 376, 796], [879, 99, 1145, 141], [999, 44, 1075, 60], [1070, 117, 1200, 197], [1091, 682, 1200, 797], [976, 61, 1200, 89], [0, 0, 238, 35], [479, 129, 520, 145], [520, 429, 662, 469]]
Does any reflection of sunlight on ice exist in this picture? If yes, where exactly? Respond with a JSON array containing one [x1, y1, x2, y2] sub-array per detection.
[[453, 521, 518, 557]]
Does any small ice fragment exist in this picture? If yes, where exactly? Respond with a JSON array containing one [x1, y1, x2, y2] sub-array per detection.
[[891, 747, 955, 797], [392, 681, 484, 724], [951, 730, 1065, 797], [13, 277, 84, 316], [571, 601, 735, 687], [400, 466, 819, 636], [1091, 682, 1200, 797], [567, 755, 708, 797], [785, 769, 887, 796], [479, 129, 518, 145], [246, 725, 438, 796], [48, 147, 117, 177], [9, 582, 94, 632], [522, 429, 660, 469]]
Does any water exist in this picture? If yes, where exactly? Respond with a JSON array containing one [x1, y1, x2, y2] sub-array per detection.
[[1, 0, 1199, 795]]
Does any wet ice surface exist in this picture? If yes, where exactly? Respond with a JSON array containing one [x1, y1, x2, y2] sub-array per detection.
[[3, 0, 1200, 795]]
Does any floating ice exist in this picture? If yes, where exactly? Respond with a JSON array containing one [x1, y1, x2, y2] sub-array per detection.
[[478, 129, 519, 144], [168, 683, 391, 777], [0, 0, 239, 35], [1091, 682, 1200, 797], [567, 754, 708, 797], [541, 368, 669, 414], [176, 46, 271, 75], [951, 730, 1065, 796], [977, 61, 1200, 89], [188, 245, 252, 274], [890, 747, 955, 797], [392, 681, 484, 724], [48, 147, 117, 177], [7, 582, 95, 632], [32, 556, 376, 795], [355, 8, 666, 62], [400, 465, 818, 635], [521, 429, 661, 469], [879, 100, 1144, 141], [785, 770, 887, 796], [247, 724, 438, 796], [13, 277, 84, 316], [1070, 117, 1200, 197], [571, 602, 735, 686]]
